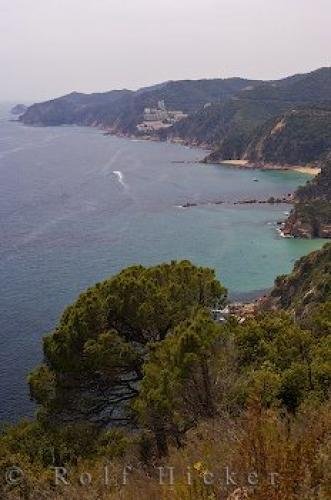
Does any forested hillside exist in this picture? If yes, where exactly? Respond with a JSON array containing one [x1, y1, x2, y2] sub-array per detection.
[[283, 154, 331, 237], [167, 67, 331, 163], [1, 251, 330, 499], [20, 78, 257, 132], [20, 68, 331, 168], [243, 106, 331, 165], [263, 243, 331, 318]]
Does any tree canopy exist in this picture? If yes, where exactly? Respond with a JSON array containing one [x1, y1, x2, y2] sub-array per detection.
[[29, 261, 226, 425]]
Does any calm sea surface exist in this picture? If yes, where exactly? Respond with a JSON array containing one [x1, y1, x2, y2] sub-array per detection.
[[0, 103, 326, 422]]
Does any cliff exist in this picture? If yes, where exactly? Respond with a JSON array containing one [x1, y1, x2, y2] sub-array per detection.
[[243, 106, 331, 166], [186, 67, 331, 163], [20, 68, 331, 165], [282, 154, 331, 238], [282, 201, 331, 238], [18, 69, 331, 242], [167, 96, 287, 159]]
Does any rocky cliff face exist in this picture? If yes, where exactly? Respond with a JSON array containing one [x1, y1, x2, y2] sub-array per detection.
[[176, 67, 331, 163], [282, 211, 331, 238], [282, 155, 331, 238], [20, 68, 331, 164], [243, 107, 331, 166], [17, 69, 331, 241]]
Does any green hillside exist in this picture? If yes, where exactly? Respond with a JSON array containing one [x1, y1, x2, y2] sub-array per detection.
[[266, 243, 331, 318], [1, 252, 330, 499], [167, 67, 331, 162], [20, 78, 258, 132], [20, 68, 331, 165], [244, 106, 331, 165], [283, 154, 331, 238]]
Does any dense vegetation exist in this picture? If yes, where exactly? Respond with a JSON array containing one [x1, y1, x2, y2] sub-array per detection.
[[20, 78, 257, 132], [297, 153, 331, 202], [283, 154, 331, 237], [168, 94, 290, 159], [1, 251, 330, 499], [243, 106, 331, 165], [20, 67, 331, 168], [28, 261, 226, 426], [6, 68, 331, 496], [264, 243, 331, 318], [167, 67, 331, 163]]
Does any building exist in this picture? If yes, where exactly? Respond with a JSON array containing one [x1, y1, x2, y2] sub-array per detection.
[[211, 306, 230, 323], [138, 100, 188, 133]]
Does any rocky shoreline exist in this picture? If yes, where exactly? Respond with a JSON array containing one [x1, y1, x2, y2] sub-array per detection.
[[177, 194, 294, 209], [20, 120, 330, 240], [280, 212, 331, 239], [102, 126, 329, 240], [103, 126, 321, 176], [204, 157, 321, 175]]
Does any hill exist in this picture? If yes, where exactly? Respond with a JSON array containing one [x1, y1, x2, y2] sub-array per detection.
[[20, 78, 258, 133], [263, 243, 331, 318], [164, 95, 287, 153], [282, 154, 331, 238], [243, 106, 331, 165], [241, 66, 331, 103], [20, 68, 331, 166], [198, 67, 331, 162], [1, 253, 330, 499], [18, 67, 331, 241]]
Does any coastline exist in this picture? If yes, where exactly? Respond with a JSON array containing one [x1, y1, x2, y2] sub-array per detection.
[[26, 121, 321, 178], [217, 158, 320, 176], [220, 159, 250, 166], [103, 128, 321, 178], [292, 166, 321, 175]]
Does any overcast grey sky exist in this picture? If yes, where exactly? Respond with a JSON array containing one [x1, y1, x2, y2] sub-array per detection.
[[0, 0, 330, 102]]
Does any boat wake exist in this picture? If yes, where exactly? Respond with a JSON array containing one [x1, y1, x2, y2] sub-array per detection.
[[113, 170, 127, 188]]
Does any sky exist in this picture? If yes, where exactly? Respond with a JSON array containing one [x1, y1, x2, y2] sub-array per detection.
[[0, 0, 330, 102]]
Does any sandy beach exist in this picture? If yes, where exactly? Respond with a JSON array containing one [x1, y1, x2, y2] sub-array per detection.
[[220, 159, 321, 176], [221, 159, 249, 166], [292, 166, 321, 175]]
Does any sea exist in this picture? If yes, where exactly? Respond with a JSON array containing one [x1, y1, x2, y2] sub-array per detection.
[[0, 102, 326, 422]]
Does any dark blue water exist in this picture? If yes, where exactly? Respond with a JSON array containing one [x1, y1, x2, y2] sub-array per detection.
[[0, 103, 326, 422]]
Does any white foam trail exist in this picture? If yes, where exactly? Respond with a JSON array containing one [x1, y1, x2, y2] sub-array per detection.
[[113, 170, 127, 188]]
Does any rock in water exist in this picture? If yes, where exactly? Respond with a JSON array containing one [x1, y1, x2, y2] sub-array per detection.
[[11, 104, 27, 115]]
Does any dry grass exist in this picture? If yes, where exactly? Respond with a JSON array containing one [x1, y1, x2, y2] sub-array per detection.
[[4, 399, 329, 500]]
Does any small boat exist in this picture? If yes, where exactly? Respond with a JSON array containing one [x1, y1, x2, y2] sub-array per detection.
[[253, 178, 259, 182]]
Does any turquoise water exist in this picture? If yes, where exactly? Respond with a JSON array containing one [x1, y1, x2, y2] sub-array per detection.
[[0, 104, 326, 422]]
